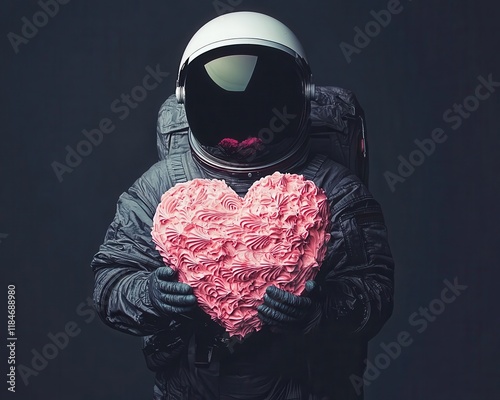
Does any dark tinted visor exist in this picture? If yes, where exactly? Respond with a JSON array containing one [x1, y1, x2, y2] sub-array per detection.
[[184, 45, 306, 164]]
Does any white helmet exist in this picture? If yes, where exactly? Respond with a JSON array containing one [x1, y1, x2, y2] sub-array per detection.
[[176, 11, 315, 176]]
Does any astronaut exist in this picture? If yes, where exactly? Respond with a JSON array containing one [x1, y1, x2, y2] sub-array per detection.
[[91, 11, 394, 400]]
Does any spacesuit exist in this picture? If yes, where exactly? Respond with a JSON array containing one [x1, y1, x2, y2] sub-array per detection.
[[91, 12, 394, 400]]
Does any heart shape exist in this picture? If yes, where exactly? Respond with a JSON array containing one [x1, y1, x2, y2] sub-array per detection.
[[151, 172, 331, 339]]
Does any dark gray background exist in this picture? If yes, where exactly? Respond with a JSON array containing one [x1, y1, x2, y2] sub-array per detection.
[[1, 1, 499, 399]]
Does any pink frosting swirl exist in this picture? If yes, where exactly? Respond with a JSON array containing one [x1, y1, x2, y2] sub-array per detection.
[[151, 173, 331, 339]]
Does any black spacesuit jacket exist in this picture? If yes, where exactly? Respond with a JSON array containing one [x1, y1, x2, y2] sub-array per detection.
[[91, 151, 394, 400]]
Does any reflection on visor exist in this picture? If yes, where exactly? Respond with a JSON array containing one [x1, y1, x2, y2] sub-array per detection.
[[204, 55, 258, 92]]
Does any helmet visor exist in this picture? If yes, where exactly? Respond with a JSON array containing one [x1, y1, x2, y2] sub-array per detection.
[[184, 45, 307, 165]]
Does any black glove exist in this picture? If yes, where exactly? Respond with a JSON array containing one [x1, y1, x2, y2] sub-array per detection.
[[257, 281, 319, 330], [148, 266, 197, 316]]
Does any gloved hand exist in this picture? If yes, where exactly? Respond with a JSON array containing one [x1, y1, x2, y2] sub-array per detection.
[[257, 281, 319, 330], [148, 266, 197, 317]]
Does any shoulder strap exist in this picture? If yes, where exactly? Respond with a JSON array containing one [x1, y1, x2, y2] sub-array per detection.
[[309, 86, 369, 187], [166, 150, 206, 185], [157, 95, 190, 161], [170, 153, 188, 184]]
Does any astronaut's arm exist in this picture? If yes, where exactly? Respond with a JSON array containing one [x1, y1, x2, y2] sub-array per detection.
[[305, 183, 395, 340], [92, 262, 173, 336], [90, 165, 178, 336]]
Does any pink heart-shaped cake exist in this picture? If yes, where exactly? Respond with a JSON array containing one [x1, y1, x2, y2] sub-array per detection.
[[151, 172, 331, 339]]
